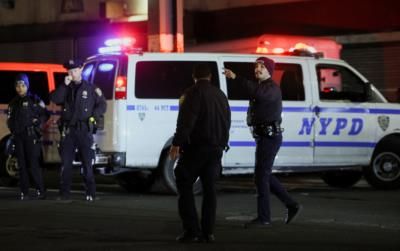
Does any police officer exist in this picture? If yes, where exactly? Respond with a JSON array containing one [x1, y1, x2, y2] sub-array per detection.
[[169, 63, 231, 243], [7, 73, 48, 200], [223, 57, 301, 226], [50, 59, 106, 201]]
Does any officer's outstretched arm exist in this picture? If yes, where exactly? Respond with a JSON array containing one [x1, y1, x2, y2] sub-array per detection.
[[223, 68, 256, 97]]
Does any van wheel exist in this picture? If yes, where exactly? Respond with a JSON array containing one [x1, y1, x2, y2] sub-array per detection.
[[116, 171, 155, 193], [0, 153, 18, 186], [321, 170, 362, 188], [156, 151, 202, 195], [363, 141, 400, 190]]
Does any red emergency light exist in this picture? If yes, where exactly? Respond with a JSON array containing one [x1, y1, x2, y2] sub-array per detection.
[[256, 41, 319, 56], [115, 76, 127, 100], [253, 34, 342, 58]]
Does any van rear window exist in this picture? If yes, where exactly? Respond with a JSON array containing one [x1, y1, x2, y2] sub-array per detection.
[[0, 70, 50, 104], [135, 61, 219, 99]]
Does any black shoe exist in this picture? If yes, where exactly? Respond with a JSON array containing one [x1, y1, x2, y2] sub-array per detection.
[[85, 195, 94, 202], [244, 218, 271, 228], [202, 234, 215, 243], [176, 231, 201, 243], [285, 204, 302, 224], [20, 193, 29, 201], [36, 190, 46, 200]]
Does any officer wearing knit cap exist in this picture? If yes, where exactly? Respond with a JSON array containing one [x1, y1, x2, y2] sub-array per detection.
[[223, 56, 301, 227], [7, 73, 48, 200], [15, 73, 30, 89], [255, 56, 275, 76]]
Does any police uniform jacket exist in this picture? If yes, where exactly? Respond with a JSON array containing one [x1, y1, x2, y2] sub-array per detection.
[[172, 80, 231, 148], [50, 80, 107, 126], [236, 76, 282, 126], [7, 93, 49, 135]]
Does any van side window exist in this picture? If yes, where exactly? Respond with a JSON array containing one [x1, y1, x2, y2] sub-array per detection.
[[317, 64, 368, 102], [92, 61, 116, 100], [276, 64, 304, 101], [0, 70, 50, 104], [135, 61, 219, 99], [224, 62, 305, 101]]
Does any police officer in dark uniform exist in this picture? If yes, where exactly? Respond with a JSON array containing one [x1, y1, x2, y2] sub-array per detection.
[[223, 57, 301, 226], [50, 59, 107, 201], [169, 63, 231, 243], [7, 73, 48, 200]]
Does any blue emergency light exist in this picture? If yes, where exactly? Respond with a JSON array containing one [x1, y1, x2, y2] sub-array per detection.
[[98, 37, 137, 54]]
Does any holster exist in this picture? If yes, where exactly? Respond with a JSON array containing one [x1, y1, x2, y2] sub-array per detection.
[[88, 118, 98, 134]]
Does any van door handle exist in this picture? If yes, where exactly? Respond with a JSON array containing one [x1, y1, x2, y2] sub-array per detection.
[[313, 106, 320, 118]]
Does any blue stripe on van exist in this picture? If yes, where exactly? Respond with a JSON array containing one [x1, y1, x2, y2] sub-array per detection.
[[230, 106, 313, 112], [125, 105, 400, 116], [169, 105, 179, 111], [230, 141, 312, 147], [229, 141, 375, 148], [314, 141, 376, 147], [369, 108, 400, 114], [127, 105, 135, 111]]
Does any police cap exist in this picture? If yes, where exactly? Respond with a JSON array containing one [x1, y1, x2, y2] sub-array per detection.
[[63, 59, 83, 70]]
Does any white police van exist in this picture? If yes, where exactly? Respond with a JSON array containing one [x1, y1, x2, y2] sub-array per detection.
[[67, 37, 399, 193], [1, 39, 399, 193]]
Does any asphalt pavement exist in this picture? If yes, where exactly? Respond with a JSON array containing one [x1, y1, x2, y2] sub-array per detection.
[[0, 173, 399, 251]]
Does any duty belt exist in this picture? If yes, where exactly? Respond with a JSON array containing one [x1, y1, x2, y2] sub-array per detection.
[[252, 121, 284, 138]]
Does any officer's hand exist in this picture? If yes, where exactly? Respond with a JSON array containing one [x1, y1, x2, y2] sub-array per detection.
[[169, 145, 180, 160], [65, 75, 72, 86], [222, 68, 236, 80]]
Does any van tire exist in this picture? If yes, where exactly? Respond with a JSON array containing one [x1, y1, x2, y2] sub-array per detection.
[[0, 136, 18, 186], [321, 170, 362, 188], [116, 171, 155, 193], [363, 139, 400, 190], [156, 151, 202, 195], [0, 154, 18, 186]]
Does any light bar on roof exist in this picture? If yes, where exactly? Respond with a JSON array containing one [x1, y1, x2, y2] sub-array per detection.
[[98, 36, 137, 54]]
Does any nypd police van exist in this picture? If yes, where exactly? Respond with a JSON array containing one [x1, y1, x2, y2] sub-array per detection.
[[1, 39, 400, 193]]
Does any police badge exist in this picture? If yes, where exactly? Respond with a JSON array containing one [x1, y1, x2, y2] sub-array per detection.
[[378, 115, 390, 131], [82, 90, 88, 99]]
